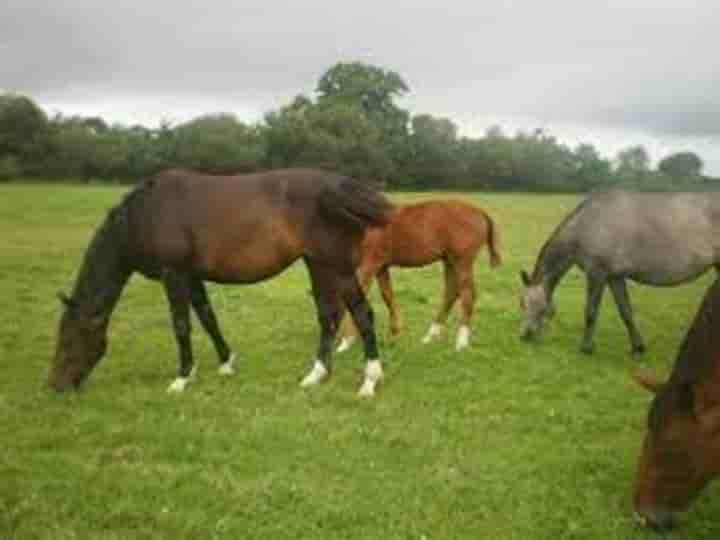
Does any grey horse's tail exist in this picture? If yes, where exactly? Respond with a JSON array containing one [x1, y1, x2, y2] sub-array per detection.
[[319, 175, 394, 231], [484, 212, 502, 267]]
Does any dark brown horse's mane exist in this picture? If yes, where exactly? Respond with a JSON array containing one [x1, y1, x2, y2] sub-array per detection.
[[649, 278, 720, 432], [67, 180, 154, 310], [318, 174, 394, 230]]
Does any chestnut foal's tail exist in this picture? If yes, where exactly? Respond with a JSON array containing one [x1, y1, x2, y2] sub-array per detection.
[[319, 175, 394, 230], [484, 212, 502, 268]]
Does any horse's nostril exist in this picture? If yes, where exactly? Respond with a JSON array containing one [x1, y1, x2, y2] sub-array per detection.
[[635, 509, 675, 532]]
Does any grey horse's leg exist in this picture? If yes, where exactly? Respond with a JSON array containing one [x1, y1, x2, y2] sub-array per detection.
[[608, 278, 646, 356], [581, 274, 606, 354]]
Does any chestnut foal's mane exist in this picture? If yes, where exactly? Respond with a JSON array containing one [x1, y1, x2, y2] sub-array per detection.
[[649, 278, 720, 432]]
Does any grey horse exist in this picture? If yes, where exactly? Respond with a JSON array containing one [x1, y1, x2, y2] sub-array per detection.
[[520, 190, 720, 355]]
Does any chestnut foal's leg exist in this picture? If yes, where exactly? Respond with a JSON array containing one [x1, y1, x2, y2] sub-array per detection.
[[376, 267, 402, 336], [163, 269, 196, 393], [189, 279, 236, 376], [422, 260, 459, 344], [455, 257, 476, 351]]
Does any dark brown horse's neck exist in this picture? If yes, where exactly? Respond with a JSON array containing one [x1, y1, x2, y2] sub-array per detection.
[[71, 210, 132, 325], [534, 236, 575, 298]]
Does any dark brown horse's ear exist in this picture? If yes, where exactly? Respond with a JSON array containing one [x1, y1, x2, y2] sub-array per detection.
[[520, 270, 531, 286], [57, 291, 77, 309], [632, 369, 664, 394], [699, 405, 720, 433]]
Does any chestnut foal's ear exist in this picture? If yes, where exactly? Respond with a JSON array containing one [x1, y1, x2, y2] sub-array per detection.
[[57, 291, 77, 310], [632, 369, 664, 394], [520, 270, 531, 286]]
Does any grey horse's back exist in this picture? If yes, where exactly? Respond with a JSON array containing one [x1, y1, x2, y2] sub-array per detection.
[[569, 190, 720, 284]]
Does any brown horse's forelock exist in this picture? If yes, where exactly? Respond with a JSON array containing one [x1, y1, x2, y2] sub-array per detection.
[[648, 278, 720, 433]]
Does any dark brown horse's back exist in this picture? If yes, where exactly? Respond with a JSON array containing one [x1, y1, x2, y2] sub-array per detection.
[[125, 168, 393, 281]]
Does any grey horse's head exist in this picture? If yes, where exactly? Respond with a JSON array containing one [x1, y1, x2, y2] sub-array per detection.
[[519, 270, 555, 340]]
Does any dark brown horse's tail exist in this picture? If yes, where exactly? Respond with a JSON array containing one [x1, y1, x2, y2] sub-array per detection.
[[484, 212, 502, 267], [319, 176, 394, 230]]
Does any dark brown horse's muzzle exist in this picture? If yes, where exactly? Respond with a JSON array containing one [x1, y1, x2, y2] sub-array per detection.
[[635, 508, 676, 533]]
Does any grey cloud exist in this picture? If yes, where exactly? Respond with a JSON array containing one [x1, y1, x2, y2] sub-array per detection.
[[2, 0, 719, 160]]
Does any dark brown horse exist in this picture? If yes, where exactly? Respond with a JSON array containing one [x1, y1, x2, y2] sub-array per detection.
[[50, 168, 393, 397], [633, 277, 720, 531], [335, 200, 501, 353]]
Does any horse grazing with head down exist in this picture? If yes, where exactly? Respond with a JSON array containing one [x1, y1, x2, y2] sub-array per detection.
[[50, 168, 393, 397], [633, 277, 720, 531], [520, 190, 720, 355], [334, 199, 501, 353]]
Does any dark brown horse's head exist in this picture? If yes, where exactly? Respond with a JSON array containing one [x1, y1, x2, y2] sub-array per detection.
[[633, 370, 720, 531], [49, 292, 108, 391]]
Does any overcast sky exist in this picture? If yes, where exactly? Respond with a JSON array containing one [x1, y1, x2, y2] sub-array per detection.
[[2, 0, 719, 173]]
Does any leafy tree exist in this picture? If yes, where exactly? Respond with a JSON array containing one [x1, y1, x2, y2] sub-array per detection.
[[0, 93, 51, 175], [264, 99, 393, 181], [407, 114, 462, 187], [570, 143, 613, 191], [316, 61, 411, 182], [658, 151, 703, 179], [173, 114, 264, 174], [615, 145, 650, 185]]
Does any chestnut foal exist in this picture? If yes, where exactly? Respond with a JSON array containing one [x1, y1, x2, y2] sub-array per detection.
[[336, 200, 501, 352]]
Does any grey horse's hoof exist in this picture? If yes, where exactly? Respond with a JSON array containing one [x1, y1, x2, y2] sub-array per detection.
[[580, 343, 595, 355], [632, 344, 647, 357]]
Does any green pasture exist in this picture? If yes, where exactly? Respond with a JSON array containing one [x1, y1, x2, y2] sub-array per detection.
[[1, 183, 717, 539]]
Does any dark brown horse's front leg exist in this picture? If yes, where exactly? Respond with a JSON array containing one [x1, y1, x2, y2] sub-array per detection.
[[189, 279, 235, 375], [163, 269, 195, 393], [339, 273, 383, 397]]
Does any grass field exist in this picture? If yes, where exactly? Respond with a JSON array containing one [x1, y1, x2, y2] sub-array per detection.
[[1, 183, 718, 539]]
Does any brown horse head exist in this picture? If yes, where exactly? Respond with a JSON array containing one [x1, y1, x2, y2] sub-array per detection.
[[49, 292, 108, 391], [633, 369, 720, 531]]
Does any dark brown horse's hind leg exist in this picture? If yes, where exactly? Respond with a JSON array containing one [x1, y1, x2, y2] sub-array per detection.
[[338, 273, 383, 397], [608, 278, 646, 356], [163, 269, 196, 393], [301, 260, 344, 387], [189, 279, 235, 375]]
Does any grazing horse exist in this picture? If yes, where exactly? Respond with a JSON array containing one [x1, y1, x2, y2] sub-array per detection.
[[520, 190, 720, 355], [334, 200, 501, 352], [633, 277, 720, 531], [49, 168, 393, 397]]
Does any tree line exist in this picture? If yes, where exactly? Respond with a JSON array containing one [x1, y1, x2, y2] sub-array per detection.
[[1, 62, 716, 191]]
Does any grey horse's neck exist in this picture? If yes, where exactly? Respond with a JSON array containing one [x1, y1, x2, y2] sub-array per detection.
[[534, 234, 575, 298]]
